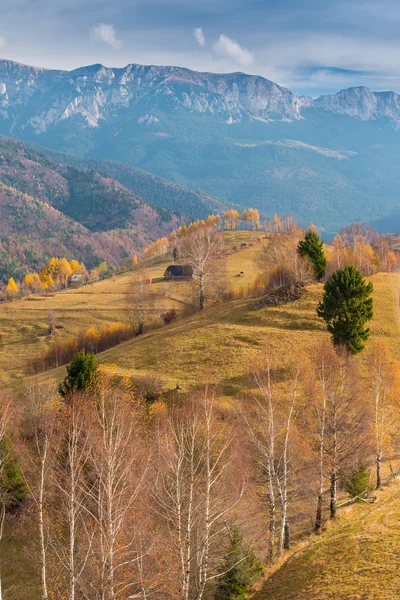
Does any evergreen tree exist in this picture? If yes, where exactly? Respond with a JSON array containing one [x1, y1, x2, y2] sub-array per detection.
[[317, 265, 373, 354], [59, 350, 98, 398], [298, 229, 327, 280], [214, 528, 263, 600]]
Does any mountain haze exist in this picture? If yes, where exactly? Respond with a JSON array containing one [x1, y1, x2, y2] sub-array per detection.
[[2, 59, 400, 229]]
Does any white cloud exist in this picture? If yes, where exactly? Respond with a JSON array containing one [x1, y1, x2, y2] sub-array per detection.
[[0, 36, 7, 51], [213, 34, 253, 68], [193, 27, 205, 47], [91, 23, 121, 49]]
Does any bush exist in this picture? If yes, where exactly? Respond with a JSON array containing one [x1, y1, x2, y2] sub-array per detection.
[[131, 374, 165, 404], [343, 461, 372, 499], [163, 308, 178, 325]]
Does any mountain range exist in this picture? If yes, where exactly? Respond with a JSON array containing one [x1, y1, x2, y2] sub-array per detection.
[[2, 59, 400, 233]]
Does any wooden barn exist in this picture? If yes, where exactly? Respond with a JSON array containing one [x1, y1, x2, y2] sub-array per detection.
[[164, 265, 193, 280]]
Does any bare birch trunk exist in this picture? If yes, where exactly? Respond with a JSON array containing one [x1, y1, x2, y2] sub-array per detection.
[[276, 373, 298, 557], [315, 361, 327, 532], [39, 454, 49, 600]]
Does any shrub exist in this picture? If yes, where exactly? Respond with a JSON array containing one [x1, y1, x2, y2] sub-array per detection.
[[163, 308, 178, 325], [131, 374, 165, 404], [343, 461, 372, 499]]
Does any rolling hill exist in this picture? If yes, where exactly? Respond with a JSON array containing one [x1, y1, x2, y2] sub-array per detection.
[[2, 230, 400, 599]]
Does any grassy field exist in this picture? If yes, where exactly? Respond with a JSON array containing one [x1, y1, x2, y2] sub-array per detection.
[[254, 478, 400, 600], [29, 272, 400, 399], [0, 230, 265, 389]]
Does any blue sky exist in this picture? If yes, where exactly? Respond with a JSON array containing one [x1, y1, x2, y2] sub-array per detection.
[[2, 0, 400, 96]]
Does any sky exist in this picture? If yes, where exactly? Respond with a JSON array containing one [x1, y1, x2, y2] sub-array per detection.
[[2, 0, 400, 96]]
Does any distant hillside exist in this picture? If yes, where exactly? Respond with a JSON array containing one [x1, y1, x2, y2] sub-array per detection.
[[34, 146, 228, 220], [0, 137, 183, 281]]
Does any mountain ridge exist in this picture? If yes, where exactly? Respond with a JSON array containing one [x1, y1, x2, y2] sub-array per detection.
[[2, 58, 400, 127], [2, 59, 400, 230]]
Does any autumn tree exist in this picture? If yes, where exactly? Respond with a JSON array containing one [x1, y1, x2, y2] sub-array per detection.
[[298, 229, 326, 281], [23, 385, 63, 600], [181, 229, 225, 310], [81, 379, 151, 599], [366, 342, 398, 489], [156, 390, 244, 600], [317, 266, 373, 354], [245, 353, 301, 560], [127, 266, 152, 334], [320, 355, 368, 519], [224, 209, 240, 230], [23, 273, 43, 294], [4, 277, 19, 299]]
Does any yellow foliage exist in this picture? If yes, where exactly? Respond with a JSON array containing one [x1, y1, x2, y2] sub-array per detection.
[[4, 277, 19, 298]]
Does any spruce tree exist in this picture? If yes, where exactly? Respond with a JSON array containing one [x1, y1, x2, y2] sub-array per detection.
[[298, 229, 327, 280], [214, 528, 263, 600], [317, 265, 373, 354], [59, 350, 98, 397]]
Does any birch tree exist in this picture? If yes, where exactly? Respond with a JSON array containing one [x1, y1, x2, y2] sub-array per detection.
[[83, 381, 150, 600], [181, 230, 225, 311], [0, 398, 11, 600], [23, 385, 62, 600], [245, 355, 301, 560], [156, 390, 243, 600], [54, 397, 93, 600], [245, 358, 277, 563], [366, 342, 398, 489]]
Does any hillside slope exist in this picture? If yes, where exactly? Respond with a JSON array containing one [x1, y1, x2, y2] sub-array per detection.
[[0, 137, 182, 280], [254, 479, 400, 600], [33, 145, 228, 219]]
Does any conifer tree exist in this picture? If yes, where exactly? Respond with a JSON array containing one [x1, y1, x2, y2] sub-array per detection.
[[317, 265, 373, 354], [298, 229, 327, 280], [59, 350, 98, 398], [214, 528, 263, 600]]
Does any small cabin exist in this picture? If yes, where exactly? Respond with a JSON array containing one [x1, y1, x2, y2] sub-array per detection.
[[69, 274, 84, 287], [164, 265, 193, 280]]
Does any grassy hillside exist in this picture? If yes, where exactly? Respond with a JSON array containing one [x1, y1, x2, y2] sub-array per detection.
[[254, 478, 400, 600], [0, 231, 264, 388], [2, 232, 400, 599]]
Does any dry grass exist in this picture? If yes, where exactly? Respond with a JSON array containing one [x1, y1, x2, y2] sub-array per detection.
[[28, 272, 400, 400], [0, 231, 265, 389], [254, 478, 400, 600]]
